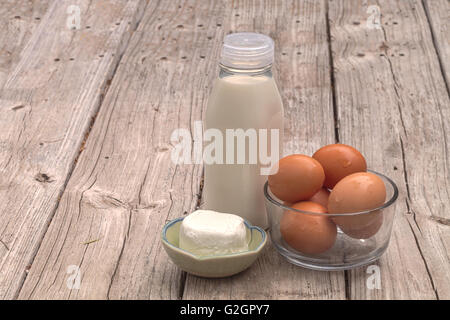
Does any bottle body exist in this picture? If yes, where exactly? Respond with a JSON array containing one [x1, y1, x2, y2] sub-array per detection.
[[203, 69, 284, 228]]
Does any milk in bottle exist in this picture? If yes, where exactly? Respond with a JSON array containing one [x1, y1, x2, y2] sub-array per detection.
[[203, 33, 284, 228]]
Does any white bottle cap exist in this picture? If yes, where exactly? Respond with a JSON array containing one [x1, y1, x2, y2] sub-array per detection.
[[220, 32, 274, 70]]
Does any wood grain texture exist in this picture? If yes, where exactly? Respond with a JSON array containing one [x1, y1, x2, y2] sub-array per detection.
[[182, 0, 346, 300], [422, 0, 450, 89], [18, 0, 221, 299], [0, 0, 50, 88], [328, 0, 449, 299], [0, 0, 147, 299]]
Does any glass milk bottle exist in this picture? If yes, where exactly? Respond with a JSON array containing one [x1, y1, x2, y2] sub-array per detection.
[[203, 33, 284, 228]]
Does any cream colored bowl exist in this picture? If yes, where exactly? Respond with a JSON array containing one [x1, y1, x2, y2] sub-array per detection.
[[161, 217, 267, 278]]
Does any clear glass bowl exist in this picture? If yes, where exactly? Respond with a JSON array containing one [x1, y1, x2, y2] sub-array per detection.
[[263, 170, 399, 271]]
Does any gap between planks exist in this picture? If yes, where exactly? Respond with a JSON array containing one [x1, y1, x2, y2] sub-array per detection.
[[325, 0, 341, 144]]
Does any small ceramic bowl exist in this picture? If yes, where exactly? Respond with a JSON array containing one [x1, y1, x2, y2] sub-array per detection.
[[161, 217, 267, 278]]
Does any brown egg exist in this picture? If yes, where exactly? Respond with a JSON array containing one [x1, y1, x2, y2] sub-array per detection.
[[328, 172, 386, 235], [280, 201, 337, 255], [313, 144, 367, 188], [308, 187, 330, 208], [268, 155, 325, 203], [340, 212, 383, 239]]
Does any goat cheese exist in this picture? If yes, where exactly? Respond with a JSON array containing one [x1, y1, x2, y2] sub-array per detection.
[[179, 210, 249, 256]]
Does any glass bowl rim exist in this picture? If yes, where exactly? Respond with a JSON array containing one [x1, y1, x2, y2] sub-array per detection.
[[264, 170, 399, 217]]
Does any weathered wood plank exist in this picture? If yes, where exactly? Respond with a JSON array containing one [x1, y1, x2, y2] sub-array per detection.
[[422, 0, 450, 89], [19, 0, 222, 299], [182, 0, 346, 300], [0, 0, 50, 88], [0, 0, 147, 299], [328, 0, 449, 299]]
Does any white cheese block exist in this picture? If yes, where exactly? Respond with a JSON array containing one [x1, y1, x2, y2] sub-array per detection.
[[179, 210, 249, 256]]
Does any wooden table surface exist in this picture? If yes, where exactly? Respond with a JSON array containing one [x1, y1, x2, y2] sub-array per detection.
[[0, 0, 448, 300]]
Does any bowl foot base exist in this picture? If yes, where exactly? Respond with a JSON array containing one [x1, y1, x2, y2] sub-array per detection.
[[279, 249, 386, 271]]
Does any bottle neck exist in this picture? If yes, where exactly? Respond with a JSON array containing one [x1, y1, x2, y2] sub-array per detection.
[[219, 64, 273, 78]]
